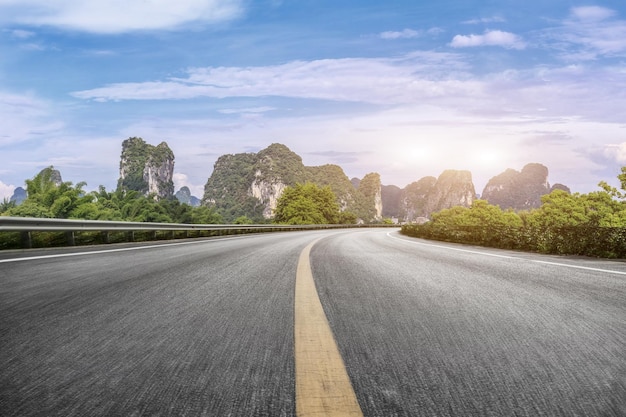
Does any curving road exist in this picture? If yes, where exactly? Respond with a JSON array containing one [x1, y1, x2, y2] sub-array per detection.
[[1, 229, 625, 416]]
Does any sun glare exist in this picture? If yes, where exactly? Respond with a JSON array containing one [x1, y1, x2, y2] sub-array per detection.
[[473, 150, 504, 167]]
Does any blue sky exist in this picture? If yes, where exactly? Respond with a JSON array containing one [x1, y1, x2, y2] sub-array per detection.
[[1, 0, 626, 200]]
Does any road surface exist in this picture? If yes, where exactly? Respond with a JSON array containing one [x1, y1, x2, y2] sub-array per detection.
[[1, 229, 625, 416]]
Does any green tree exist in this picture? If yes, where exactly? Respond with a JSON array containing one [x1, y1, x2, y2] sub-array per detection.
[[6, 167, 94, 219], [0, 198, 16, 215], [234, 215, 254, 224], [524, 189, 626, 228], [273, 183, 340, 224]]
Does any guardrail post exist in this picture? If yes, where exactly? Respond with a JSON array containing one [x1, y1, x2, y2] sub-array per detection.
[[66, 231, 76, 246], [101, 231, 110, 244], [21, 231, 32, 249], [127, 231, 135, 242]]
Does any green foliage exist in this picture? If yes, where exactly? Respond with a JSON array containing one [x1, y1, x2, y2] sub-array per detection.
[[353, 172, 381, 222], [273, 183, 341, 225], [402, 169, 626, 258], [118, 137, 150, 194], [234, 215, 254, 224], [256, 143, 306, 185], [305, 164, 355, 206], [5, 167, 92, 219], [202, 152, 264, 222], [116, 137, 175, 198], [3, 170, 223, 227], [0, 198, 16, 214], [202, 144, 376, 223]]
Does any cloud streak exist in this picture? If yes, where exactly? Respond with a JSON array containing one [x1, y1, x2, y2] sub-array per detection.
[[555, 6, 626, 59], [0, 0, 244, 33], [380, 28, 420, 39], [0, 91, 64, 146], [450, 30, 526, 49], [72, 52, 477, 104]]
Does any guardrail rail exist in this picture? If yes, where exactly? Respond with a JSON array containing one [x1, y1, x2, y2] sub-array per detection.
[[0, 216, 392, 249]]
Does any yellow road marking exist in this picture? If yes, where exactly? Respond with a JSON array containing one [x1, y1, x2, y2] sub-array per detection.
[[294, 239, 363, 417]]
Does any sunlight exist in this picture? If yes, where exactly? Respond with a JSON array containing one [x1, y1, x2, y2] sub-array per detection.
[[472, 150, 504, 167]]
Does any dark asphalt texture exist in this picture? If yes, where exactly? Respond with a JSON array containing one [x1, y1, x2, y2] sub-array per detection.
[[312, 231, 626, 416], [1, 229, 625, 416], [1, 233, 321, 416]]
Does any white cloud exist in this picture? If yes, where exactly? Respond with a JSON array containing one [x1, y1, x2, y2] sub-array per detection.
[[380, 28, 420, 39], [173, 172, 203, 197], [0, 0, 244, 33], [556, 7, 626, 59], [218, 106, 275, 114], [462, 16, 506, 25], [570, 6, 616, 22], [69, 53, 626, 127], [0, 91, 64, 146], [0, 180, 16, 201], [71, 52, 476, 104], [604, 142, 626, 163], [450, 30, 526, 50], [9, 29, 35, 38]]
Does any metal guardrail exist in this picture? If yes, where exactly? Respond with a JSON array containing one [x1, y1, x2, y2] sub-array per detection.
[[0, 216, 340, 232], [0, 216, 368, 249]]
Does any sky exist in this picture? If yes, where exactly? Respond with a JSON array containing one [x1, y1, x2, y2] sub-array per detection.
[[1, 0, 626, 201]]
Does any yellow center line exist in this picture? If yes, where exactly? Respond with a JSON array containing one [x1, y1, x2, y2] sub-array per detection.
[[294, 239, 364, 417]]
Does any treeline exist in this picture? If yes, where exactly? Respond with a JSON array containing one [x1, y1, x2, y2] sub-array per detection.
[[0, 167, 223, 224], [401, 168, 626, 258]]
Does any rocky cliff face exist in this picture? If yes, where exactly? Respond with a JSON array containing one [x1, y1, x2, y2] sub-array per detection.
[[202, 143, 379, 222], [482, 163, 570, 210], [307, 165, 356, 211], [118, 137, 174, 200], [356, 173, 383, 222], [399, 176, 437, 222], [389, 171, 475, 222], [250, 170, 288, 218], [423, 170, 475, 217], [175, 186, 201, 206]]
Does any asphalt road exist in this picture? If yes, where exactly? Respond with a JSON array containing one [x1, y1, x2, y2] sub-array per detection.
[[1, 230, 625, 416]]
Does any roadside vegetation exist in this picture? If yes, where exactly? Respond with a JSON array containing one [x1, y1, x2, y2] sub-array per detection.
[[402, 167, 626, 258], [0, 168, 222, 224], [0, 167, 224, 249], [273, 182, 357, 225]]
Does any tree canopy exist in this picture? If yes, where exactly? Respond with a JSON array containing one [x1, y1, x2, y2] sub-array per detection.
[[1, 167, 222, 225], [273, 182, 342, 224], [402, 167, 626, 258]]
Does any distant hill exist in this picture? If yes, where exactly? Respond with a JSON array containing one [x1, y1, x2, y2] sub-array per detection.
[[202, 143, 382, 222], [481, 163, 570, 210], [390, 171, 475, 222], [200, 143, 488, 223], [175, 186, 201, 207], [9, 186, 27, 206]]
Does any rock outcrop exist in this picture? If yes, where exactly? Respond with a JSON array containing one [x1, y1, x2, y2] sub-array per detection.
[[481, 163, 570, 210], [357, 173, 383, 221], [9, 186, 27, 205], [399, 176, 437, 222], [393, 171, 475, 222], [118, 137, 174, 200], [423, 170, 475, 216], [202, 143, 380, 222], [175, 186, 201, 206]]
